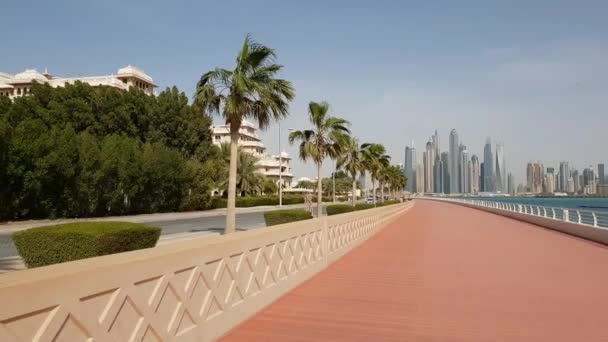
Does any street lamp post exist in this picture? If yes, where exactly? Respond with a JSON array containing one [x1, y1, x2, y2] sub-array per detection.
[[279, 122, 282, 207], [333, 161, 336, 203]]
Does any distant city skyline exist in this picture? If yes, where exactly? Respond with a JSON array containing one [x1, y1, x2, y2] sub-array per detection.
[[404, 128, 607, 195]]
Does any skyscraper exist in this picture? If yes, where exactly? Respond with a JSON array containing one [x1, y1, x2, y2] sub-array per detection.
[[480, 162, 485, 192], [507, 173, 515, 194], [583, 167, 594, 186], [416, 163, 424, 193], [571, 169, 580, 194], [483, 138, 495, 192], [527, 162, 544, 193], [471, 155, 480, 194], [559, 162, 569, 192], [495, 143, 506, 193], [599, 164, 605, 185], [448, 129, 460, 193], [434, 155, 444, 193], [423, 141, 434, 193], [404, 144, 416, 192], [459, 145, 469, 193], [441, 152, 450, 194]]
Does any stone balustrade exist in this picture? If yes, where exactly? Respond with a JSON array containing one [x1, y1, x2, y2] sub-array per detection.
[[0, 202, 411, 341]]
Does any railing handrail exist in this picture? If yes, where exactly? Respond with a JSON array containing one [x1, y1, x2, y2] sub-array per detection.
[[430, 197, 608, 229]]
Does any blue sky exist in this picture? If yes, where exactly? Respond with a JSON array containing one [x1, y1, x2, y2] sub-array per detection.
[[3, 0, 607, 183]]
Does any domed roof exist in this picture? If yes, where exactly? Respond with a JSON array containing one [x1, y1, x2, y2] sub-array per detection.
[[13, 69, 48, 83], [280, 151, 290, 159], [117, 65, 153, 83]]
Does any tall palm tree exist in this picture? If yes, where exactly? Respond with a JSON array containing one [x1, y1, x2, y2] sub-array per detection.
[[289, 101, 350, 218], [337, 137, 363, 206], [361, 143, 390, 207], [195, 35, 294, 234]]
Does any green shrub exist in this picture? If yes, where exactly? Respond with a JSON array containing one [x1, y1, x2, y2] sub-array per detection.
[[377, 200, 400, 207], [326, 204, 355, 216], [264, 209, 313, 226], [354, 203, 375, 211], [208, 196, 305, 209], [13, 221, 161, 268]]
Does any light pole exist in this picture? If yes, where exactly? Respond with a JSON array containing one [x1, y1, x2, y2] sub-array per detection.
[[279, 122, 282, 207], [333, 161, 337, 203]]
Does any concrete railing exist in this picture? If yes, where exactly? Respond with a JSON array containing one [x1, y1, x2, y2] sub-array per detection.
[[425, 198, 608, 245], [0, 203, 411, 342]]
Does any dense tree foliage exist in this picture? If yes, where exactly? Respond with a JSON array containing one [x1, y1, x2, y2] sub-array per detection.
[[0, 82, 222, 220]]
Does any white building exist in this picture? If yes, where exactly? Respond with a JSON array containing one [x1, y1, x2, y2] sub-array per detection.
[[0, 65, 156, 99], [211, 120, 294, 189]]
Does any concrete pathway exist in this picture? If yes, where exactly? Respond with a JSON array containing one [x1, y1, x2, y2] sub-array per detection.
[[222, 200, 608, 341]]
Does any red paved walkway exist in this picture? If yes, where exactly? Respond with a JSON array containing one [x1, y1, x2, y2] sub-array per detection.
[[222, 200, 608, 341]]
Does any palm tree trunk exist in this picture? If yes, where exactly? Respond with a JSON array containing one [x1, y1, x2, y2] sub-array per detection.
[[317, 162, 323, 218], [352, 177, 357, 207], [380, 181, 385, 202], [225, 129, 239, 234], [372, 179, 377, 207]]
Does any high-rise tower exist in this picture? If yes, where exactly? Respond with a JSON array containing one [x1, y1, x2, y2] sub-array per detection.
[[483, 138, 495, 192], [404, 143, 416, 192], [448, 129, 460, 193], [495, 143, 506, 193]]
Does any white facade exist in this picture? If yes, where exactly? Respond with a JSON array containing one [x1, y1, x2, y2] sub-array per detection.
[[211, 120, 294, 188], [0, 65, 157, 99]]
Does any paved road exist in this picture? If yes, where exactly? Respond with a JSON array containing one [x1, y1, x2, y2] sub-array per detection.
[[223, 200, 608, 341], [0, 205, 327, 258]]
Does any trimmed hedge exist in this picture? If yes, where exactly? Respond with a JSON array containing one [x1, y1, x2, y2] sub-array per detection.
[[354, 203, 375, 211], [377, 200, 400, 207], [13, 221, 161, 268], [264, 210, 313, 226], [210, 196, 305, 209], [326, 205, 355, 216]]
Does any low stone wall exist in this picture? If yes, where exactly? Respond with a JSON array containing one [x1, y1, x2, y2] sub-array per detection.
[[0, 202, 412, 342], [424, 199, 608, 245]]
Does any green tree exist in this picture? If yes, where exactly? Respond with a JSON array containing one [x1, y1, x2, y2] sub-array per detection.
[[361, 143, 390, 207], [195, 34, 294, 234], [289, 101, 350, 217], [296, 180, 315, 189], [262, 177, 278, 195]]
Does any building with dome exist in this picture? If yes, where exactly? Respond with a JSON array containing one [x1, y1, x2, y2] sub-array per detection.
[[211, 120, 294, 189], [0, 65, 156, 99]]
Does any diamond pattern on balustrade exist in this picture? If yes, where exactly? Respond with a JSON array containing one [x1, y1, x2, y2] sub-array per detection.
[[0, 223, 345, 341]]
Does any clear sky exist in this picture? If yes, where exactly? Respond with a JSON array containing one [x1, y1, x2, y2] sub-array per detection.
[[4, 0, 607, 184]]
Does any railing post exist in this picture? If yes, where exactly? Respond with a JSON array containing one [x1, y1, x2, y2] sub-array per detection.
[[577, 211, 582, 224], [518, 204, 522, 213], [592, 212, 598, 227], [552, 208, 556, 219], [563, 209, 569, 222], [543, 207, 547, 217]]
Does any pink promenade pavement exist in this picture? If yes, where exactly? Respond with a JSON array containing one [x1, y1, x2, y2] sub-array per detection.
[[221, 200, 608, 341]]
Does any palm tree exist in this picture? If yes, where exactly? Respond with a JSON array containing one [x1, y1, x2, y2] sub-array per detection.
[[361, 143, 390, 207], [236, 152, 265, 196], [195, 35, 294, 234], [384, 165, 405, 200], [289, 101, 350, 218], [217, 143, 264, 196], [337, 137, 363, 206]]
